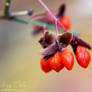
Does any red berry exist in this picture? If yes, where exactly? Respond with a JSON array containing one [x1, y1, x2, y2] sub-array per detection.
[[76, 46, 91, 68], [50, 52, 64, 72], [40, 56, 52, 73], [58, 16, 71, 30], [61, 49, 74, 70]]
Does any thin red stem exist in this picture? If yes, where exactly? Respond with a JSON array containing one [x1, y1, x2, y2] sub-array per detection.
[[55, 21, 60, 35], [42, 26, 47, 36]]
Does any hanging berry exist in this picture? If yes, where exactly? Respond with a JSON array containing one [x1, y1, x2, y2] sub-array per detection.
[[49, 52, 64, 72], [70, 36, 91, 68], [76, 46, 91, 68], [40, 56, 52, 73], [61, 49, 74, 70], [58, 16, 71, 30]]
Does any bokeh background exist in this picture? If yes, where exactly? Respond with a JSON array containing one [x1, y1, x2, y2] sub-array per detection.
[[0, 0, 92, 92]]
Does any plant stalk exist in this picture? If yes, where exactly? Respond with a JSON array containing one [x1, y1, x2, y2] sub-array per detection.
[[4, 0, 11, 16], [14, 16, 78, 35]]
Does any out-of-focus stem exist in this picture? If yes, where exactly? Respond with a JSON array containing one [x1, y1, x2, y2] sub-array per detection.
[[0, 9, 33, 18], [4, 0, 11, 16], [0, 12, 4, 18], [11, 10, 33, 16], [14, 16, 78, 35]]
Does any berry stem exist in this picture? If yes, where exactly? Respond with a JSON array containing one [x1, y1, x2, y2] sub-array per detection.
[[38, 0, 57, 22], [42, 27, 47, 36], [55, 21, 60, 35], [38, 0, 66, 31]]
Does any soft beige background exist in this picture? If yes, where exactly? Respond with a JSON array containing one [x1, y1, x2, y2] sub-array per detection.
[[0, 0, 92, 92]]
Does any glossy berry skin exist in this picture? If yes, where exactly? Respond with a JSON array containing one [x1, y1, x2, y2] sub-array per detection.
[[40, 56, 52, 73], [76, 46, 91, 68], [50, 52, 64, 72], [61, 49, 74, 70], [58, 16, 71, 30]]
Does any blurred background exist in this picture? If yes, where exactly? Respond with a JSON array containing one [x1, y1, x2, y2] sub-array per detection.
[[0, 0, 92, 92]]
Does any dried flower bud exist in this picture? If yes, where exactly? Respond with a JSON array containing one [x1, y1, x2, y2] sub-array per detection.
[[58, 32, 73, 45], [70, 36, 91, 53], [40, 32, 73, 60], [57, 4, 66, 18], [39, 32, 55, 48], [40, 41, 58, 56]]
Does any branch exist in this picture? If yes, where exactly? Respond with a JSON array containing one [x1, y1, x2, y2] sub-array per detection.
[[11, 10, 33, 16], [14, 16, 78, 35], [0, 9, 33, 18]]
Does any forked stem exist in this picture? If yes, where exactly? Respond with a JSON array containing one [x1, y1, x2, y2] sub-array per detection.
[[38, 0, 66, 32]]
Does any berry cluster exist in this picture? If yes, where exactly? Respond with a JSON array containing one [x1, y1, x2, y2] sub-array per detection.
[[31, 2, 91, 73], [41, 49, 74, 72], [39, 31, 91, 73], [76, 46, 90, 68]]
